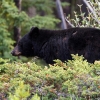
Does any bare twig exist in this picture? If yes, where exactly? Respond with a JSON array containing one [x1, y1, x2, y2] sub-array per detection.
[[64, 13, 74, 28]]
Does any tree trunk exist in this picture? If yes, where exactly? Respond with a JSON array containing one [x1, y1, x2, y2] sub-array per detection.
[[13, 27, 21, 43], [56, 0, 67, 29], [13, 0, 21, 44]]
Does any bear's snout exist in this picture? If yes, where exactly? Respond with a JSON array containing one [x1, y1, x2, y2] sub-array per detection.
[[11, 50, 21, 56], [11, 45, 21, 56]]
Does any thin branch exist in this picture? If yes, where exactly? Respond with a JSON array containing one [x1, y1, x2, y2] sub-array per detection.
[[64, 13, 74, 28]]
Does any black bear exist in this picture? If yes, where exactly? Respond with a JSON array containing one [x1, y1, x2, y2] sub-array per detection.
[[11, 27, 100, 64]]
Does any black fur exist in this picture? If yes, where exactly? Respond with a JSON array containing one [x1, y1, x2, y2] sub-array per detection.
[[11, 27, 100, 64]]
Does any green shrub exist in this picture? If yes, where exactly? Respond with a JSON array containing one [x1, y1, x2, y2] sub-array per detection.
[[0, 55, 100, 100]]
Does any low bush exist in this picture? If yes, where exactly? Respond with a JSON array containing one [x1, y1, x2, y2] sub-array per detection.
[[0, 55, 100, 100]]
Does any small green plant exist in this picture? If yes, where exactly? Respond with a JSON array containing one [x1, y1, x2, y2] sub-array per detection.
[[8, 81, 30, 100], [31, 94, 40, 100], [8, 81, 41, 100]]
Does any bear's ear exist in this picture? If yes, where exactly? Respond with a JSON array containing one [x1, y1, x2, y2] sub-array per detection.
[[29, 27, 39, 38]]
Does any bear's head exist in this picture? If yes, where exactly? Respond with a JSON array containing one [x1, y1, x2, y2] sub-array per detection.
[[11, 27, 39, 57]]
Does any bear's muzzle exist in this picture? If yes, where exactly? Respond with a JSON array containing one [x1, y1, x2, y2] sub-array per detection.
[[11, 45, 21, 56]]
